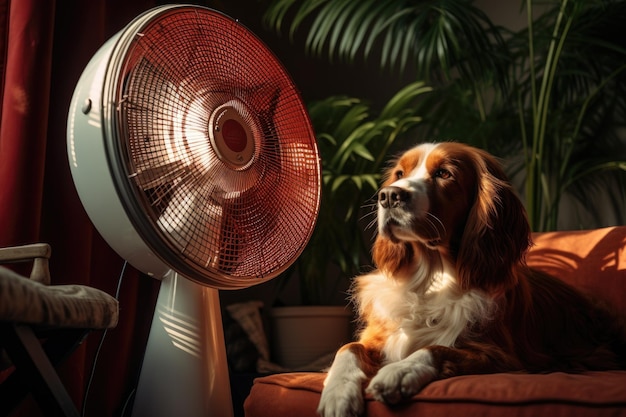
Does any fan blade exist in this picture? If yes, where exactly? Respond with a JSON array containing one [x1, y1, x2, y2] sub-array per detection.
[[131, 160, 186, 190], [156, 180, 245, 275]]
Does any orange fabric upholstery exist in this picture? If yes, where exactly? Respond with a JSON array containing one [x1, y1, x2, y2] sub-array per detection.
[[527, 226, 626, 316], [244, 226, 626, 417], [245, 371, 626, 417]]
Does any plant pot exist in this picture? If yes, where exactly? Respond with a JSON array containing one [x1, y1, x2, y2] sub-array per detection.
[[269, 305, 352, 369]]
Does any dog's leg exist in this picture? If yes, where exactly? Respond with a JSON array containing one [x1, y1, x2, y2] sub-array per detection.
[[366, 344, 519, 404], [318, 342, 381, 417], [366, 348, 437, 404]]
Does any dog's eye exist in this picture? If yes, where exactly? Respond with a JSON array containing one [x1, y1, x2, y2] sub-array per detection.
[[394, 170, 404, 179], [434, 168, 451, 179]]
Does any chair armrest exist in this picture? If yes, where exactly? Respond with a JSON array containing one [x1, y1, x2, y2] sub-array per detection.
[[0, 243, 51, 285]]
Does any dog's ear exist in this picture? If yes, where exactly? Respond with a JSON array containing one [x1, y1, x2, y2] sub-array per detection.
[[456, 150, 531, 293]]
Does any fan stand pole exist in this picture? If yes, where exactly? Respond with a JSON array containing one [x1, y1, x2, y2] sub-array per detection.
[[132, 271, 233, 417]]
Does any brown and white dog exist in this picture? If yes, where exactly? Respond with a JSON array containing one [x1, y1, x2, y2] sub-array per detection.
[[318, 142, 626, 417]]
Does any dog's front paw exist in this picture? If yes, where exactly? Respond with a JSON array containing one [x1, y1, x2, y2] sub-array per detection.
[[365, 350, 437, 404], [317, 380, 364, 417]]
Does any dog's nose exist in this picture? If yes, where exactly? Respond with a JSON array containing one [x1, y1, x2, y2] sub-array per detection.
[[378, 186, 409, 208]]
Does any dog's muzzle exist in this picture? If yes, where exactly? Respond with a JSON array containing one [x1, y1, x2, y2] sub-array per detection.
[[378, 186, 410, 209]]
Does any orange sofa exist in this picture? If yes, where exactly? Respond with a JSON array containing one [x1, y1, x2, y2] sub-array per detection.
[[244, 226, 626, 417]]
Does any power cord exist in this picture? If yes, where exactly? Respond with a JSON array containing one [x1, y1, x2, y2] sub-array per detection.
[[81, 260, 127, 417]]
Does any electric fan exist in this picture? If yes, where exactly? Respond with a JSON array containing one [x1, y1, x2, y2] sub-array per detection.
[[66, 5, 320, 417]]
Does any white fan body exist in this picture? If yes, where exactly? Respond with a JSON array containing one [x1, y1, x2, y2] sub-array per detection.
[[67, 5, 320, 417], [68, 31, 171, 280], [67, 11, 232, 416]]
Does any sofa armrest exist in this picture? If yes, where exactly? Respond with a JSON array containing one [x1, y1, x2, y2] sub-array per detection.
[[528, 226, 626, 316]]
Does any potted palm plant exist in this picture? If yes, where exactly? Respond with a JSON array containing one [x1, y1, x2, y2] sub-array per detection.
[[264, 0, 626, 232]]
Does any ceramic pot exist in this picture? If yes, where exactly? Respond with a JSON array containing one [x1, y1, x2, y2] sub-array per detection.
[[269, 305, 352, 369]]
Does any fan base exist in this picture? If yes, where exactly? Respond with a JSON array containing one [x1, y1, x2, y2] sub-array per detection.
[[132, 272, 233, 417]]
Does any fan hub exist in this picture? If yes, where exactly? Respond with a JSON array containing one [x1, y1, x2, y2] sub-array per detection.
[[222, 120, 247, 153], [209, 102, 256, 170]]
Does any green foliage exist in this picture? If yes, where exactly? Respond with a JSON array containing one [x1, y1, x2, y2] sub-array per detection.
[[263, 0, 507, 85], [512, 0, 626, 230], [265, 0, 626, 232]]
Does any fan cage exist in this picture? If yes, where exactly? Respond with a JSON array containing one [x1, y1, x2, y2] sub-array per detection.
[[101, 5, 321, 288]]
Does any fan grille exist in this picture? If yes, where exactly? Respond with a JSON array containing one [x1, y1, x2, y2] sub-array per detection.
[[109, 7, 320, 286]]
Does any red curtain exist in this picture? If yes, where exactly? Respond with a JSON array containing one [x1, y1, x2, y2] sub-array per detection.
[[0, 0, 160, 415]]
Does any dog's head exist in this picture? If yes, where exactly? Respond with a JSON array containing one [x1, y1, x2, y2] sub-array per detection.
[[372, 142, 531, 292]]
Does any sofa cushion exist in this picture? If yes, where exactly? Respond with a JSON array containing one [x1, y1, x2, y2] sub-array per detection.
[[244, 371, 626, 417]]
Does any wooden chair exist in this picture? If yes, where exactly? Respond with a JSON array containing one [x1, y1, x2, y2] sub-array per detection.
[[0, 244, 119, 416]]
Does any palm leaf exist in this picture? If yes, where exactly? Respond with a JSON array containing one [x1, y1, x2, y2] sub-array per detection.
[[264, 0, 508, 83]]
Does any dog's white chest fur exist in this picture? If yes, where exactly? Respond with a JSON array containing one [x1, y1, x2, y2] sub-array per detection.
[[356, 264, 495, 363]]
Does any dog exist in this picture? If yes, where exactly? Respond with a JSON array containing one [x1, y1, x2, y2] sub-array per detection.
[[317, 142, 626, 417]]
